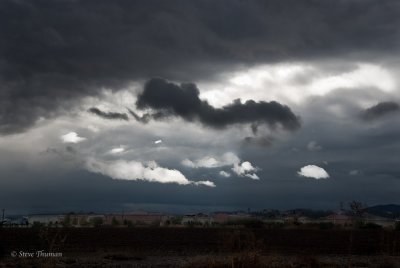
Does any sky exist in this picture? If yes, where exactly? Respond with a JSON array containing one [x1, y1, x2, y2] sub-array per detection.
[[1, 0, 400, 214]]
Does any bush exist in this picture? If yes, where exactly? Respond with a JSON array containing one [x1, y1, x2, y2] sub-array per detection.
[[31, 221, 45, 229], [122, 219, 134, 227], [89, 217, 103, 227], [111, 217, 119, 226], [170, 216, 183, 225]]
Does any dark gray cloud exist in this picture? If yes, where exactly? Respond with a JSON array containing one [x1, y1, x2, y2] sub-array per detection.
[[127, 108, 171, 123], [88, 107, 129, 121], [242, 136, 274, 147], [0, 0, 399, 134], [136, 78, 301, 131], [361, 102, 400, 121]]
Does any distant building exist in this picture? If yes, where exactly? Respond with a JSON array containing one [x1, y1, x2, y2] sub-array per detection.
[[28, 214, 64, 226], [324, 213, 354, 225], [212, 213, 231, 223], [67, 214, 105, 226], [297, 216, 313, 224], [182, 213, 212, 225], [212, 212, 252, 224], [103, 212, 169, 226]]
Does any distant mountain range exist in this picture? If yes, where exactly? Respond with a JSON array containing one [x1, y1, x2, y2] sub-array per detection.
[[366, 204, 400, 219]]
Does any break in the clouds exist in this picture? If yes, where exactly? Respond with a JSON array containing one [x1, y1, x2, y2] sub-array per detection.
[[298, 165, 330, 180], [88, 107, 129, 121], [109, 147, 125, 154], [361, 102, 400, 121], [136, 78, 301, 131], [85, 158, 215, 187], [182, 152, 240, 169], [60, 132, 86, 144]]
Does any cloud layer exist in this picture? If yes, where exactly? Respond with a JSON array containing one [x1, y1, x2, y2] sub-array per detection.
[[2, 0, 398, 134]]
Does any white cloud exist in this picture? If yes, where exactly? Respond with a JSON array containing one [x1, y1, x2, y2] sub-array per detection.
[[61, 132, 86, 143], [182, 152, 240, 168], [193, 180, 216, 187], [85, 158, 215, 187], [199, 62, 395, 107], [219, 171, 231, 177], [298, 165, 329, 179], [183, 152, 259, 180], [181, 159, 196, 168], [109, 147, 125, 154], [245, 173, 260, 180], [154, 140, 162, 144], [232, 161, 259, 180], [349, 169, 359, 176], [190, 156, 219, 168], [307, 141, 322, 151]]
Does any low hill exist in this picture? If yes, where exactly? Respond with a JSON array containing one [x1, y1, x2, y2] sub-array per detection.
[[366, 204, 400, 219]]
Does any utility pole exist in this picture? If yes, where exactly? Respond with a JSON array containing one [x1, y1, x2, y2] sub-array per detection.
[[1, 209, 4, 223]]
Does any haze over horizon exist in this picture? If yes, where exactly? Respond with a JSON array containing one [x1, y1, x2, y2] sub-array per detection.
[[1, 0, 400, 214]]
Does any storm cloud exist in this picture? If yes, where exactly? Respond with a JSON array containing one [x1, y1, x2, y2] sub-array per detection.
[[136, 78, 301, 131], [1, 0, 400, 134], [88, 107, 129, 121], [361, 102, 400, 121]]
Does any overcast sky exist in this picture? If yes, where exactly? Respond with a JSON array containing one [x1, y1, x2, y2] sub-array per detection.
[[1, 0, 400, 214]]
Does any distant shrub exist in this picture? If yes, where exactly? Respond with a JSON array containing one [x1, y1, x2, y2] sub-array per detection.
[[170, 216, 183, 225], [293, 221, 302, 226], [123, 219, 133, 227], [31, 221, 45, 229], [79, 218, 89, 226], [111, 217, 119, 226], [63, 215, 71, 227], [90, 217, 103, 227]]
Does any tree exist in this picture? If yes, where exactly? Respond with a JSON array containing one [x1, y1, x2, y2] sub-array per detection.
[[63, 215, 71, 227], [111, 217, 119, 226], [349, 200, 365, 217]]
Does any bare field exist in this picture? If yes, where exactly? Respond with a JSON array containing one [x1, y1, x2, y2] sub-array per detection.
[[1, 228, 400, 267]]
